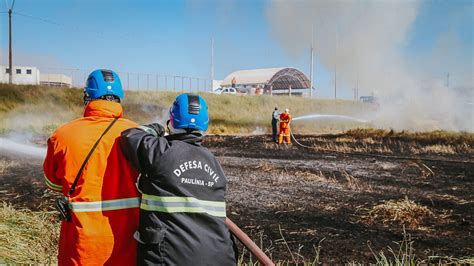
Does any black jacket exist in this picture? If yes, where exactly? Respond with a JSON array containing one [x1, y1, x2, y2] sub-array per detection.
[[120, 124, 237, 266]]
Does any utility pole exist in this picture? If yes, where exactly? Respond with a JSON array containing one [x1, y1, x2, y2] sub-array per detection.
[[8, 0, 16, 84], [210, 37, 214, 91], [334, 27, 338, 99], [356, 70, 359, 100], [446, 72, 450, 88], [309, 26, 314, 98]]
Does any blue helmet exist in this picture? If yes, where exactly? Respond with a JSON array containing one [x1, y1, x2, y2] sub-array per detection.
[[170, 94, 209, 132], [84, 69, 124, 101]]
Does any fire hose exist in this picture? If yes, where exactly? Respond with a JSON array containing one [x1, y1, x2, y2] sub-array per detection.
[[225, 218, 275, 266], [287, 124, 313, 149], [290, 130, 313, 149]]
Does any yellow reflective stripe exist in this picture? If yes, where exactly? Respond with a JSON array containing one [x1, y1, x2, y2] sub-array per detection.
[[140, 204, 226, 217], [44, 175, 62, 191], [69, 197, 140, 212], [140, 194, 226, 217], [142, 194, 225, 207]]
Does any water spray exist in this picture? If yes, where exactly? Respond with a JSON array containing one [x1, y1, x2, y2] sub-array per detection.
[[289, 113, 369, 149], [293, 114, 368, 123], [0, 137, 46, 158]]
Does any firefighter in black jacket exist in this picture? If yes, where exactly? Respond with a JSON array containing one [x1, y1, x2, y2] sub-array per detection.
[[120, 93, 237, 266]]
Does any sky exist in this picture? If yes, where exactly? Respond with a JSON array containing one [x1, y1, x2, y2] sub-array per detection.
[[0, 0, 472, 99]]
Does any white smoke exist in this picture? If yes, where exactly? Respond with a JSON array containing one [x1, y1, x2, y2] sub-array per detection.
[[251, 127, 266, 135], [266, 0, 473, 131]]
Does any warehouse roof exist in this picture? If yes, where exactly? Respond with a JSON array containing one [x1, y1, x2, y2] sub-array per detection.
[[221, 67, 310, 90]]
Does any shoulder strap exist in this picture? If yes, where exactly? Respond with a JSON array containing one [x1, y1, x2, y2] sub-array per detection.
[[68, 117, 119, 196]]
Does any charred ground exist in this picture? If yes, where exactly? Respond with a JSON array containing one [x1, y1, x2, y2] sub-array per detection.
[[205, 133, 473, 263], [0, 132, 472, 263]]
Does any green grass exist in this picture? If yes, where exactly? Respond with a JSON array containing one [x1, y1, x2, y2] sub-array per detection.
[[0, 84, 370, 135], [2, 84, 471, 137]]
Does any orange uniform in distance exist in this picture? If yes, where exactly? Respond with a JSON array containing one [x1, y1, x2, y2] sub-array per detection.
[[278, 111, 292, 144], [43, 100, 140, 266]]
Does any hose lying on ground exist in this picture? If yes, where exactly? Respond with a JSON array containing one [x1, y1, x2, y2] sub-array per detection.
[[225, 218, 275, 266], [290, 130, 314, 149]]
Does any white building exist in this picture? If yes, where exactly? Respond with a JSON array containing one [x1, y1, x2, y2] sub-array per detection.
[[221, 67, 311, 96], [0, 65, 40, 85], [40, 73, 72, 88]]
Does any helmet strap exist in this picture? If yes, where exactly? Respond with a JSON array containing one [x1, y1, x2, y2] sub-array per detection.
[[83, 94, 120, 106], [83, 92, 92, 106]]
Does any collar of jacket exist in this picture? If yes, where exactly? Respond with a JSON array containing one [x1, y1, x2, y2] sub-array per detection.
[[84, 100, 124, 118], [166, 132, 203, 146]]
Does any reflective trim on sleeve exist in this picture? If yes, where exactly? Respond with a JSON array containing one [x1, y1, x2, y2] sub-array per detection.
[[138, 126, 158, 137], [44, 175, 62, 192], [140, 194, 226, 217], [69, 197, 140, 212]]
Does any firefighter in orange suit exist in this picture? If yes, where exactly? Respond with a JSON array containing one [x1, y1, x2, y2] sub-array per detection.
[[43, 69, 140, 266], [278, 108, 292, 144]]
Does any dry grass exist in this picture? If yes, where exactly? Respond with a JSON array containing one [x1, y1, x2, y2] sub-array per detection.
[[295, 171, 327, 182], [342, 171, 373, 191], [0, 203, 469, 265], [0, 203, 59, 264], [417, 144, 456, 154], [303, 129, 472, 155], [346, 128, 474, 142], [0, 159, 18, 175], [366, 197, 434, 229], [252, 162, 277, 172]]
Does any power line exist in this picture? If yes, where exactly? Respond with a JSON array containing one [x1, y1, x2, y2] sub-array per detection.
[[14, 11, 62, 26], [10, 11, 152, 45]]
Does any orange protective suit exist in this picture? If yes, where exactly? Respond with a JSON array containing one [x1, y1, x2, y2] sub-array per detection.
[[43, 100, 140, 266], [278, 111, 292, 144]]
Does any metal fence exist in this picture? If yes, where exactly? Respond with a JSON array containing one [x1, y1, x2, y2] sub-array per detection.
[[38, 67, 211, 93]]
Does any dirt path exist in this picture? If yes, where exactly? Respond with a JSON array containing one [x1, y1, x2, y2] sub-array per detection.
[[1, 134, 472, 263]]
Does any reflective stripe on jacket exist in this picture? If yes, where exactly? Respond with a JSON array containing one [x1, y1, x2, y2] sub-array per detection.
[[140, 194, 226, 217], [43, 100, 140, 266], [69, 197, 140, 212], [120, 125, 237, 266]]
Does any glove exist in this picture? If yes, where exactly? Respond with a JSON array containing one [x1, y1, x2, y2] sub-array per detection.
[[141, 123, 166, 137]]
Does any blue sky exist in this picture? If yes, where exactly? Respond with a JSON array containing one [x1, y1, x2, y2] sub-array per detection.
[[0, 0, 472, 99]]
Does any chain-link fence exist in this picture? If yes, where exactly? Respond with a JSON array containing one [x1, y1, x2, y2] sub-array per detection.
[[38, 67, 211, 93]]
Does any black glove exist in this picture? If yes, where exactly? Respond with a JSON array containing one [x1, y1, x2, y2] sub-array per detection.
[[142, 123, 166, 137]]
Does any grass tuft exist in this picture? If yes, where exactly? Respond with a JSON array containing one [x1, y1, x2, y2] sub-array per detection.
[[367, 227, 419, 265], [0, 203, 59, 264], [367, 197, 434, 229]]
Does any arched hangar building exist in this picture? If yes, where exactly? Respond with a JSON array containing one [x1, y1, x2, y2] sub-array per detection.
[[221, 67, 312, 96]]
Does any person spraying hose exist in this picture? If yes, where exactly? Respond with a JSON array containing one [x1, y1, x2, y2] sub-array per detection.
[[120, 93, 238, 265], [43, 69, 140, 265], [278, 108, 292, 144]]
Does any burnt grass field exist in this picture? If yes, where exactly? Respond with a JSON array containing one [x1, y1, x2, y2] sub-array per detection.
[[1, 132, 473, 263]]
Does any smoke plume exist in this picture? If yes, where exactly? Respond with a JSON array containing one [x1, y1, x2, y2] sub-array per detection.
[[266, 0, 472, 131]]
